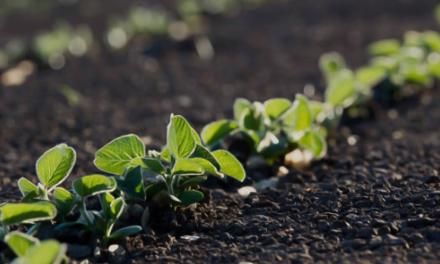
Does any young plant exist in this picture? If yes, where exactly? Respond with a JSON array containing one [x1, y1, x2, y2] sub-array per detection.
[[201, 95, 327, 165], [71, 174, 142, 245], [16, 143, 77, 220], [94, 114, 246, 208]]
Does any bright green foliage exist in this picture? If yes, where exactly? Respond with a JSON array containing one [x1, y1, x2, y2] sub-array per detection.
[[52, 187, 76, 217], [5, 232, 39, 257], [73, 174, 117, 198], [0, 202, 57, 226], [368, 39, 400, 56], [12, 239, 67, 264], [97, 115, 246, 209], [36, 143, 76, 190], [94, 134, 146, 175], [201, 95, 327, 162], [319, 52, 347, 82]]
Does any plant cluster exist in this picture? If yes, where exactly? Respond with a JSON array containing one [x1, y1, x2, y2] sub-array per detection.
[[0, 115, 245, 263]]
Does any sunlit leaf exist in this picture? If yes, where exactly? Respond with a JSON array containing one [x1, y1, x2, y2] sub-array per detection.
[[201, 120, 238, 146], [167, 115, 197, 158], [73, 174, 117, 198], [0, 202, 57, 226], [36, 144, 76, 189], [94, 134, 145, 175], [212, 150, 245, 182]]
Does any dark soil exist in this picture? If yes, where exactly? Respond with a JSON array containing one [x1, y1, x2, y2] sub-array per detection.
[[1, 0, 440, 263]]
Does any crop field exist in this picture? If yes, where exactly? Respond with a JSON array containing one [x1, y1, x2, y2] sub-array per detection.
[[0, 0, 440, 263]]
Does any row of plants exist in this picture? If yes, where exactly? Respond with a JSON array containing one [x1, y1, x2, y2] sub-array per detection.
[[2, 4, 440, 264], [0, 0, 267, 73]]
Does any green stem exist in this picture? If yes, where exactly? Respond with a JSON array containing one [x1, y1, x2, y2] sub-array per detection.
[[78, 199, 93, 227]]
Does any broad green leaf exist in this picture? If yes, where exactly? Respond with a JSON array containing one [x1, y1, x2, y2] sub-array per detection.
[[36, 144, 76, 189], [263, 98, 292, 120], [241, 129, 261, 149], [299, 131, 327, 158], [319, 52, 346, 81], [368, 39, 400, 56], [355, 66, 386, 87], [325, 69, 356, 107], [178, 190, 204, 206], [233, 98, 252, 121], [0, 202, 57, 226], [13, 240, 66, 264], [110, 197, 125, 219], [118, 166, 145, 200], [167, 115, 197, 158], [99, 192, 115, 219], [192, 145, 220, 168], [5, 231, 39, 257], [211, 150, 246, 182], [109, 225, 142, 241], [282, 94, 312, 132], [201, 120, 238, 146], [190, 126, 202, 145], [17, 178, 38, 197], [94, 134, 146, 175], [73, 174, 117, 198], [401, 65, 431, 86], [52, 187, 76, 216], [172, 159, 204, 176]]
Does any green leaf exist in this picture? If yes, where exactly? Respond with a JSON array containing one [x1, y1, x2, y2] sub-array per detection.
[[13, 240, 66, 264], [94, 134, 146, 175], [109, 225, 142, 241], [167, 115, 197, 158], [189, 158, 222, 177], [282, 94, 312, 132], [99, 192, 115, 219], [190, 126, 202, 145], [178, 190, 204, 206], [172, 159, 204, 176], [211, 150, 246, 182], [73, 174, 117, 198], [257, 132, 288, 158], [0, 202, 57, 226], [201, 120, 238, 146], [118, 166, 145, 200], [36, 143, 76, 190], [52, 187, 76, 216], [309, 101, 324, 121], [428, 53, 440, 78], [319, 52, 346, 81], [233, 98, 252, 121], [17, 178, 38, 197], [191, 145, 220, 169], [138, 158, 165, 174], [325, 69, 356, 107], [5, 231, 39, 257], [299, 131, 327, 159], [263, 98, 292, 120], [368, 39, 400, 56], [355, 66, 386, 87]]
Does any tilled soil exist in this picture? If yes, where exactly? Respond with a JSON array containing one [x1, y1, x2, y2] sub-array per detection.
[[1, 0, 440, 263]]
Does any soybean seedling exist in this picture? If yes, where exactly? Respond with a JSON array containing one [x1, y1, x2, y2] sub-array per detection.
[[201, 95, 327, 165], [94, 114, 246, 208]]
